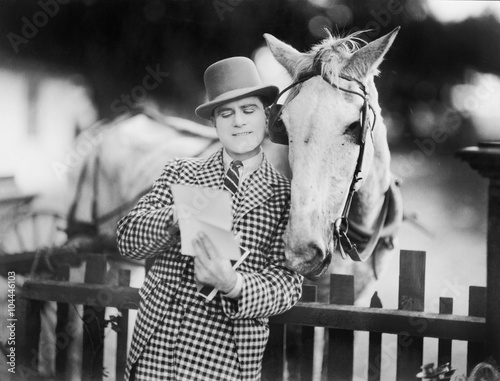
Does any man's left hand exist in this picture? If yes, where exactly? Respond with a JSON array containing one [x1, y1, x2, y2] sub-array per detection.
[[192, 232, 237, 294]]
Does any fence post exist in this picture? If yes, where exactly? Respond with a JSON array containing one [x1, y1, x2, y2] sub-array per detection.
[[396, 250, 426, 380], [457, 141, 500, 365], [467, 286, 487, 373], [328, 274, 355, 380]]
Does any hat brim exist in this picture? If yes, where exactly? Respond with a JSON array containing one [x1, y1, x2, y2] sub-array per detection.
[[195, 85, 279, 120]]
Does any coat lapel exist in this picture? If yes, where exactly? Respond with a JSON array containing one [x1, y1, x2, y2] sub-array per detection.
[[234, 155, 279, 226]]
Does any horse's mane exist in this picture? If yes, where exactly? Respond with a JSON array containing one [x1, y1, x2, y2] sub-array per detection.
[[292, 30, 370, 84]]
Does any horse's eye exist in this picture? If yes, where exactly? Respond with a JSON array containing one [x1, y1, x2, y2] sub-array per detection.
[[344, 121, 362, 142], [345, 121, 361, 134]]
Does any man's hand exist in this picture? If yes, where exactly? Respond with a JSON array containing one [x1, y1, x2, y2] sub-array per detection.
[[192, 232, 237, 294]]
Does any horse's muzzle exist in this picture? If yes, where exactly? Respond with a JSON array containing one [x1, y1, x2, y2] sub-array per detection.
[[285, 243, 332, 281]]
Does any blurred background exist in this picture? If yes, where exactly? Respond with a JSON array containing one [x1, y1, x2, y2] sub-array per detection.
[[0, 0, 499, 379]]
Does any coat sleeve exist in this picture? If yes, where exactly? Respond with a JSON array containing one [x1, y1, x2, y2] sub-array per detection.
[[116, 158, 180, 260], [221, 199, 303, 319]]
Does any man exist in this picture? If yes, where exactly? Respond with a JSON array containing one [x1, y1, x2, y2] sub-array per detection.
[[117, 56, 303, 380]]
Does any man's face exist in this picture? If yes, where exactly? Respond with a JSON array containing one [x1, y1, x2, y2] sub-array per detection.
[[212, 96, 267, 161]]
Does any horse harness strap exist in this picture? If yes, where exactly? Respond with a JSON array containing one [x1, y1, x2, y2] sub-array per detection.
[[268, 69, 382, 262]]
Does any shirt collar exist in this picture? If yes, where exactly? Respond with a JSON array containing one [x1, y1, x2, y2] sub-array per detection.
[[222, 147, 263, 176]]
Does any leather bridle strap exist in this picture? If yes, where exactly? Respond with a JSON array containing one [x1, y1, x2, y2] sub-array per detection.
[[334, 188, 391, 262]]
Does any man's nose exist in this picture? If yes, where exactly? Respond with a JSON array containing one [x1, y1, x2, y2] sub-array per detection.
[[233, 111, 245, 127]]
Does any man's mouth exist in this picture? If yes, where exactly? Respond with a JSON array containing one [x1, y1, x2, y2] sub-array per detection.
[[233, 131, 252, 136]]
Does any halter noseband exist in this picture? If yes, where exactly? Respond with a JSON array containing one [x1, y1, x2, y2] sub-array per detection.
[[267, 69, 379, 262]]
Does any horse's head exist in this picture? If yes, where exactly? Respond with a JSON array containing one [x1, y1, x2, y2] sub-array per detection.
[[265, 28, 399, 280]]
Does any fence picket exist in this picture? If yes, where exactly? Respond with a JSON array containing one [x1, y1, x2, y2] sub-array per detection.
[[396, 250, 426, 380], [116, 270, 131, 381], [15, 292, 42, 381], [438, 297, 453, 366], [262, 323, 285, 381], [467, 286, 487, 374], [328, 274, 354, 380], [368, 291, 383, 381], [286, 285, 317, 381], [82, 255, 107, 381], [55, 264, 70, 380]]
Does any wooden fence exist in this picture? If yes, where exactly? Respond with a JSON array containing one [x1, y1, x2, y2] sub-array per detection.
[[10, 143, 499, 380], [13, 249, 486, 381]]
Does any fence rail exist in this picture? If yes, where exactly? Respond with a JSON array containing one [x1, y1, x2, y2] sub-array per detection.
[[14, 250, 487, 381]]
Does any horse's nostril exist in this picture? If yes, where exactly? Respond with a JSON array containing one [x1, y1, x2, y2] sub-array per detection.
[[308, 242, 324, 258]]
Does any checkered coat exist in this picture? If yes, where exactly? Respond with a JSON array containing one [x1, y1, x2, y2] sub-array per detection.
[[117, 148, 303, 380]]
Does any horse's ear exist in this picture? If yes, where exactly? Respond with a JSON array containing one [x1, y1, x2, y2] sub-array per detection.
[[264, 33, 304, 76], [348, 27, 400, 79]]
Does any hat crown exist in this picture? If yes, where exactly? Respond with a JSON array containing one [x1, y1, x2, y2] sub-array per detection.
[[204, 57, 263, 102]]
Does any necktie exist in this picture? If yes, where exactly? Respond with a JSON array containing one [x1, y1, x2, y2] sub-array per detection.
[[224, 160, 242, 196]]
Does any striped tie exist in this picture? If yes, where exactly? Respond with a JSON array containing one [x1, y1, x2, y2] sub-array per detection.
[[224, 160, 242, 196]]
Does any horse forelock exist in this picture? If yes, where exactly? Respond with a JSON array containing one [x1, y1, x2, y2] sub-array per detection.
[[293, 30, 371, 83]]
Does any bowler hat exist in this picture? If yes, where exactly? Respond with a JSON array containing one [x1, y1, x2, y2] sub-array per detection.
[[195, 57, 279, 120]]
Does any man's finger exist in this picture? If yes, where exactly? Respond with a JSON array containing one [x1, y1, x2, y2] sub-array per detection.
[[197, 232, 219, 259], [193, 237, 211, 260]]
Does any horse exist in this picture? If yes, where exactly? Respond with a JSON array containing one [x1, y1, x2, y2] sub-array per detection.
[[264, 28, 403, 291]]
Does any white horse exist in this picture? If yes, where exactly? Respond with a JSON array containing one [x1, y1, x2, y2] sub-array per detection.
[[264, 29, 403, 294]]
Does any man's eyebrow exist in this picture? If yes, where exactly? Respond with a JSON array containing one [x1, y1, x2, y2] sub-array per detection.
[[240, 103, 259, 109], [215, 106, 234, 115]]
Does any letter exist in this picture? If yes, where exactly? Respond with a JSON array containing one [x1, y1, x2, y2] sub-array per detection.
[[51, 161, 70, 181], [21, 16, 38, 39], [369, 8, 391, 27], [32, 11, 49, 28], [431, 127, 448, 144], [398, 332, 413, 347], [365, 21, 381, 39], [213, 0, 233, 21], [409, 316, 428, 333], [145, 64, 169, 83], [142, 74, 157, 90], [409, 149, 425, 165], [388, 0, 403, 14], [463, 95, 479, 112], [131, 86, 147, 102], [7, 32, 29, 54], [55, 332, 70, 349], [75, 139, 92, 157], [192, 192, 209, 210], [120, 93, 135, 108], [414, 138, 435, 156], [96, 289, 112, 305], [442, 109, 462, 132], [38, 0, 59, 17]]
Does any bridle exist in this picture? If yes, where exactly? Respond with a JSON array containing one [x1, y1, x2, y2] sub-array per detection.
[[267, 67, 390, 262]]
